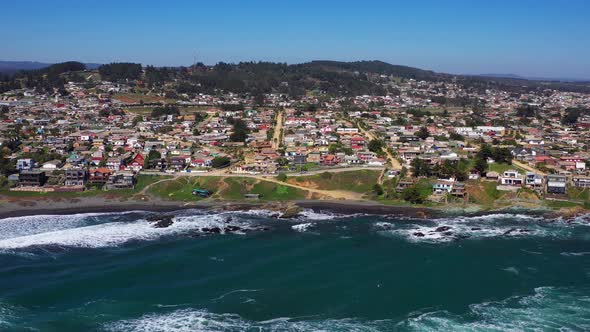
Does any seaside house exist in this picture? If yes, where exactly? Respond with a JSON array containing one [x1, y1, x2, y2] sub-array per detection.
[[546, 174, 567, 194]]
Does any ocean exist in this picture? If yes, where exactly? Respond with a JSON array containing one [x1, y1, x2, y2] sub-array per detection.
[[0, 209, 589, 331]]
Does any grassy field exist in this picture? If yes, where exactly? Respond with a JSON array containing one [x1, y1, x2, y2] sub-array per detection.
[[290, 170, 380, 193], [466, 180, 503, 207], [147, 176, 222, 201], [488, 162, 527, 174]]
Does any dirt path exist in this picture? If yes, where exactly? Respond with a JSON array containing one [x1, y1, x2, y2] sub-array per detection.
[[342, 117, 402, 171], [512, 160, 546, 175], [139, 175, 180, 195], [272, 110, 284, 149], [254, 176, 364, 200]]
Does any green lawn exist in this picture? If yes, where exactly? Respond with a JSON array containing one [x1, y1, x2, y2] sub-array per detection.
[[487, 162, 529, 174], [250, 181, 307, 201], [292, 170, 380, 193], [147, 176, 221, 201]]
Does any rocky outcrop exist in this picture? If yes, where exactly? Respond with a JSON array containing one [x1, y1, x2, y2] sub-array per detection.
[[146, 214, 174, 228]]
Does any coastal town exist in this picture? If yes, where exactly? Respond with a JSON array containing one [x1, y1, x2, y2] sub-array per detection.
[[1, 61, 589, 211]]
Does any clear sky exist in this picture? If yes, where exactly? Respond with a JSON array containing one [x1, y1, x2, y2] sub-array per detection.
[[3, 0, 589, 79]]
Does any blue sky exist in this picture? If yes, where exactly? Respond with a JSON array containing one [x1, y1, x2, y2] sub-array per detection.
[[3, 0, 589, 79]]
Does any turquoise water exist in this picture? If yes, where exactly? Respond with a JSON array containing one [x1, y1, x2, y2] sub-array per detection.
[[0, 210, 589, 331]]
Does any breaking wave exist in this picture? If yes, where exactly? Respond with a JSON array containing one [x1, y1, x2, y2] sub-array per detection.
[[103, 287, 590, 332], [376, 213, 590, 243], [0, 212, 259, 251], [398, 287, 590, 331]]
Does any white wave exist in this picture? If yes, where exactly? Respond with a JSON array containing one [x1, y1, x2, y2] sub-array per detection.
[[373, 222, 395, 230], [292, 223, 314, 232], [398, 287, 590, 331], [297, 209, 339, 221], [104, 309, 388, 332], [211, 289, 260, 302], [0, 212, 126, 240], [561, 251, 590, 257], [376, 213, 576, 243], [502, 267, 520, 275], [0, 213, 256, 250]]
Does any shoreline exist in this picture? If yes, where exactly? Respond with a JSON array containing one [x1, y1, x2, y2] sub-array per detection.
[[0, 195, 584, 220], [0, 194, 441, 219]]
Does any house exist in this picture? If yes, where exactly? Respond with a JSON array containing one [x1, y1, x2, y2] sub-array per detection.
[[320, 154, 340, 166], [106, 157, 124, 171], [293, 154, 308, 166], [485, 171, 499, 180], [105, 172, 136, 190], [546, 174, 567, 194], [18, 170, 47, 187], [525, 172, 544, 190], [149, 158, 168, 170], [127, 153, 145, 172], [396, 178, 415, 192], [433, 179, 454, 194], [451, 182, 466, 197], [65, 169, 87, 186], [16, 158, 35, 171], [499, 170, 524, 187], [572, 176, 590, 189], [169, 156, 187, 170], [88, 168, 112, 185], [41, 159, 63, 170]]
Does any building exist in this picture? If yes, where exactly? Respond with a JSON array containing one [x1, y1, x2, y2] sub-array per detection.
[[16, 158, 35, 171], [89, 168, 112, 185], [499, 170, 524, 186], [65, 169, 87, 186], [105, 172, 135, 190], [525, 172, 544, 190], [546, 174, 567, 194], [18, 170, 47, 187], [572, 176, 590, 189], [433, 180, 454, 194]]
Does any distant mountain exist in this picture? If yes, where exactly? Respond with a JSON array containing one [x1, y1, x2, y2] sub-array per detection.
[[478, 73, 526, 80], [0, 61, 53, 74], [0, 61, 101, 74]]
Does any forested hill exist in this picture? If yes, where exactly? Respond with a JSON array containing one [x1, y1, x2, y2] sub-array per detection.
[[3, 59, 590, 96]]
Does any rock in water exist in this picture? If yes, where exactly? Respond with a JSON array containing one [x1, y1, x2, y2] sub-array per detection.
[[147, 215, 175, 228], [435, 226, 451, 232], [413, 232, 425, 237], [503, 228, 517, 235], [279, 205, 302, 219], [201, 227, 222, 234]]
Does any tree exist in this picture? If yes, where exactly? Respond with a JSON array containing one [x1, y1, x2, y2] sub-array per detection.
[[368, 139, 384, 153], [373, 184, 384, 196], [151, 105, 179, 118], [411, 158, 433, 177], [145, 150, 161, 169], [449, 132, 464, 141], [492, 147, 513, 164], [229, 118, 250, 142], [402, 186, 424, 204], [561, 107, 585, 125], [211, 156, 230, 168], [276, 173, 287, 182], [477, 143, 493, 161], [415, 126, 430, 140], [254, 93, 265, 106], [473, 157, 488, 175]]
